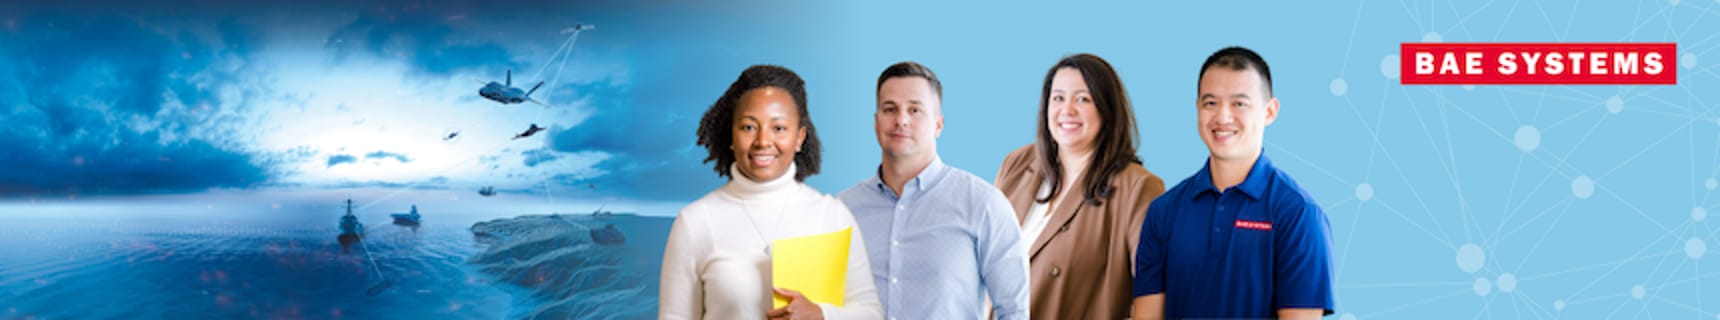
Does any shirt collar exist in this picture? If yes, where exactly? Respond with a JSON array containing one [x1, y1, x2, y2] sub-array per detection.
[[1193, 150, 1273, 200], [872, 156, 948, 197]]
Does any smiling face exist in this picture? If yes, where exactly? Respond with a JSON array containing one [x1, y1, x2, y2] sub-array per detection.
[[1197, 67, 1277, 163], [875, 76, 942, 160], [731, 87, 806, 182], [1046, 67, 1102, 155]]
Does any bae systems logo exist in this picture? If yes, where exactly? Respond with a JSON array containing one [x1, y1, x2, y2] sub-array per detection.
[[1400, 42, 1677, 85]]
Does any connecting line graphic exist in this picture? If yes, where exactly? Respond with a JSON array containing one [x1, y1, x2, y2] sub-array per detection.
[[1323, 0, 1720, 318]]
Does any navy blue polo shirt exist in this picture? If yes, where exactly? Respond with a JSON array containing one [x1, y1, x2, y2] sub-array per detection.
[[1133, 153, 1335, 318]]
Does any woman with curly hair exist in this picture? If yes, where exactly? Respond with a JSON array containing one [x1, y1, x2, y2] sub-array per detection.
[[660, 65, 882, 320]]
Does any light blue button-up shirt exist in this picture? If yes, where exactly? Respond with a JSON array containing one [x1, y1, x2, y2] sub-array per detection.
[[838, 157, 1030, 320]]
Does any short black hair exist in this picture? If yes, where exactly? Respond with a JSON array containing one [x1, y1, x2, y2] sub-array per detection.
[[695, 65, 822, 182], [1198, 46, 1274, 97], [876, 61, 942, 99]]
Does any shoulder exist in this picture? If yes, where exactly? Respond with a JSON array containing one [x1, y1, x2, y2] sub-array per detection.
[[946, 166, 1009, 199], [836, 179, 875, 206], [942, 165, 1016, 216], [1264, 167, 1325, 221], [678, 189, 730, 219], [672, 189, 731, 235], [999, 144, 1038, 173], [1111, 163, 1163, 188]]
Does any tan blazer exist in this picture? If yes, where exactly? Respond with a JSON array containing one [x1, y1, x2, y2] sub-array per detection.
[[994, 144, 1166, 319]]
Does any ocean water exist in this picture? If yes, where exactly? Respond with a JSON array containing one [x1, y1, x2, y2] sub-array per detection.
[[0, 200, 671, 319]]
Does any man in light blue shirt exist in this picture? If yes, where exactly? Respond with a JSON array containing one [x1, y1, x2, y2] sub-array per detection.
[[838, 61, 1030, 320]]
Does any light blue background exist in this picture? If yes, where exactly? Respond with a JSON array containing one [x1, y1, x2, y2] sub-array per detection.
[[764, 0, 1719, 318]]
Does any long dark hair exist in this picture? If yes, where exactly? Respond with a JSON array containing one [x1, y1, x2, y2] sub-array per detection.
[[1034, 53, 1141, 206], [695, 65, 822, 182]]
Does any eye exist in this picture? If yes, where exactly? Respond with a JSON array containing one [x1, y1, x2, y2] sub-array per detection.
[[1233, 101, 1249, 108], [1051, 95, 1065, 103], [1201, 100, 1217, 108], [773, 125, 787, 132], [909, 107, 920, 114], [741, 124, 755, 131], [1078, 96, 1092, 104], [882, 105, 896, 113]]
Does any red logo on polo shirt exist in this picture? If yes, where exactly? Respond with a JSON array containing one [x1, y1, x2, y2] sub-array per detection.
[[1234, 220, 1273, 231]]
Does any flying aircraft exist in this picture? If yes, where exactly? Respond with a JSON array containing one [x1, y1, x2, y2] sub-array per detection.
[[477, 69, 547, 107], [512, 124, 546, 140]]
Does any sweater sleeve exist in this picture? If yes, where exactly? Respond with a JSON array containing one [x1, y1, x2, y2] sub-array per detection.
[[660, 206, 707, 320]]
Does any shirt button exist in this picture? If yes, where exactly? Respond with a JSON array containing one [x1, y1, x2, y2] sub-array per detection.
[[1213, 227, 1220, 233], [891, 240, 899, 247], [890, 277, 899, 283], [1050, 266, 1061, 277], [896, 205, 905, 210], [1218, 205, 1226, 211]]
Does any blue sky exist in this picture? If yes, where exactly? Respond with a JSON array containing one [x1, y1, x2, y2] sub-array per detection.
[[0, 0, 854, 211]]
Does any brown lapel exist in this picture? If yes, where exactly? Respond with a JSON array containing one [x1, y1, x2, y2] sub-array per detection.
[[1029, 181, 1084, 260]]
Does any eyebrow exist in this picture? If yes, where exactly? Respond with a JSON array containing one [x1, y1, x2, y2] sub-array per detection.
[[1198, 93, 1253, 100], [880, 99, 923, 106], [739, 114, 784, 121]]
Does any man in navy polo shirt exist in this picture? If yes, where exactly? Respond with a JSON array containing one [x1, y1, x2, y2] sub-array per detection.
[[1131, 46, 1336, 319]]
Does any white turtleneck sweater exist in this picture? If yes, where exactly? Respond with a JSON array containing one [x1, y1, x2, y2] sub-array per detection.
[[660, 164, 882, 320]]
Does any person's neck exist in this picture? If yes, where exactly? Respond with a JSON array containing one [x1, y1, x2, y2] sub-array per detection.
[[880, 152, 935, 197], [1208, 152, 1260, 192], [1057, 146, 1095, 192]]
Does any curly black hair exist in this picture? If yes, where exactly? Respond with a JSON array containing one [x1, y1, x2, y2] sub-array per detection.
[[695, 65, 822, 182]]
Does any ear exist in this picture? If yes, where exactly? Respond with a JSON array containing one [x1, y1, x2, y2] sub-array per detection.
[[795, 126, 808, 152], [934, 113, 945, 139], [1264, 97, 1280, 127]]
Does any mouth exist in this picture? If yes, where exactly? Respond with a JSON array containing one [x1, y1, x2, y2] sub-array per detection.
[[1055, 120, 1084, 134], [748, 153, 779, 168], [1209, 127, 1239, 143]]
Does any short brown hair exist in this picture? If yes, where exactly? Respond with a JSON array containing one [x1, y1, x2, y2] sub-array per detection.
[[876, 61, 942, 99]]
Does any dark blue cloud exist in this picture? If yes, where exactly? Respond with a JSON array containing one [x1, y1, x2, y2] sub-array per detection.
[[0, 13, 273, 196], [540, 77, 721, 201], [324, 6, 521, 78], [364, 150, 412, 163], [326, 155, 358, 168], [522, 148, 559, 167]]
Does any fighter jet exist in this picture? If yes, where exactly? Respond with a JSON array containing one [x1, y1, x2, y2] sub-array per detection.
[[561, 23, 595, 34], [477, 69, 547, 107], [512, 124, 545, 140], [443, 131, 460, 141], [477, 186, 497, 197]]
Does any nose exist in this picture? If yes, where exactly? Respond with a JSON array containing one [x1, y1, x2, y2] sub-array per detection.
[[1211, 103, 1236, 125], [1057, 101, 1078, 119], [895, 111, 911, 127], [750, 128, 770, 150]]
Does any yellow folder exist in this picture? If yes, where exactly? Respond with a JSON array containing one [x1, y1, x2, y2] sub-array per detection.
[[771, 227, 851, 308]]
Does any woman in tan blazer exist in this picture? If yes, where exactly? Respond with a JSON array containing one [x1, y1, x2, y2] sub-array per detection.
[[995, 53, 1166, 319]]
